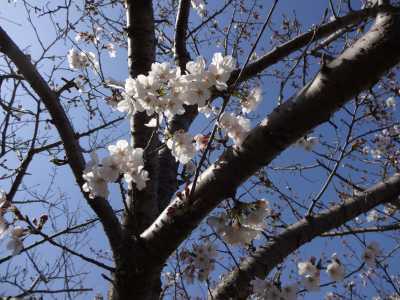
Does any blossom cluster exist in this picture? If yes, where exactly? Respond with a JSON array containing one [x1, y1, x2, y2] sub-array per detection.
[[362, 241, 381, 267], [362, 125, 400, 160], [219, 112, 251, 146], [67, 48, 99, 70], [250, 277, 298, 300], [207, 199, 270, 245], [298, 254, 345, 293], [115, 53, 259, 163], [294, 243, 380, 295], [166, 130, 196, 164], [191, 0, 206, 17], [250, 244, 380, 299], [82, 140, 148, 199], [296, 136, 318, 151], [181, 241, 218, 283], [0, 190, 26, 255], [118, 53, 236, 118]]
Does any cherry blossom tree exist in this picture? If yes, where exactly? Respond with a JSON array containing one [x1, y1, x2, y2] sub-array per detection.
[[1, 0, 400, 299]]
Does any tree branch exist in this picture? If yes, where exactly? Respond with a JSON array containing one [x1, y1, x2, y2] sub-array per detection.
[[140, 6, 400, 269], [123, 0, 159, 236], [0, 26, 123, 253], [228, 5, 386, 84], [211, 173, 400, 299], [174, 0, 191, 69]]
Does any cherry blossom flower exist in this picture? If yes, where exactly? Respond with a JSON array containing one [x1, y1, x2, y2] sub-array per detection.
[[149, 62, 177, 82], [6, 226, 25, 255], [241, 87, 263, 114], [208, 53, 236, 91], [298, 260, 318, 277], [82, 166, 110, 199], [219, 112, 251, 146], [302, 273, 320, 292], [241, 199, 270, 226], [194, 134, 209, 151], [105, 43, 117, 58], [191, 0, 206, 17], [108, 139, 131, 166], [367, 209, 381, 222], [326, 254, 345, 282], [67, 49, 98, 70], [298, 258, 320, 292], [207, 214, 228, 235], [362, 241, 381, 267], [166, 130, 196, 164], [386, 96, 396, 109], [0, 215, 8, 239], [221, 220, 261, 245], [296, 136, 318, 151], [325, 292, 340, 300]]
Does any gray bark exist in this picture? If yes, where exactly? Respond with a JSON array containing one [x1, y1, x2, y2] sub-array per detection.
[[140, 5, 400, 272], [212, 173, 400, 299]]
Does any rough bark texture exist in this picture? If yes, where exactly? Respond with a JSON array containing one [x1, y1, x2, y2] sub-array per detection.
[[156, 5, 381, 212], [111, 1, 161, 300], [124, 0, 159, 234], [228, 5, 381, 84], [157, 0, 193, 211], [3, 2, 400, 300], [140, 6, 400, 270], [212, 173, 400, 299]]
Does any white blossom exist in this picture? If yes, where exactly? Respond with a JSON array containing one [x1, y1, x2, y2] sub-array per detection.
[[219, 112, 251, 146], [302, 273, 320, 292], [0, 215, 8, 239], [386, 96, 396, 109], [362, 241, 381, 267], [298, 260, 318, 277], [208, 53, 236, 91], [325, 292, 340, 300], [191, 0, 206, 17], [326, 254, 345, 282], [180, 80, 211, 107], [367, 209, 381, 222], [105, 43, 117, 58], [108, 139, 131, 166], [82, 166, 109, 199], [166, 130, 196, 164], [6, 226, 25, 256], [122, 148, 149, 191], [99, 156, 120, 182], [67, 48, 98, 70], [149, 62, 177, 82], [241, 199, 270, 227], [124, 165, 149, 191], [221, 220, 261, 245], [82, 143, 149, 195], [296, 136, 318, 151], [207, 214, 228, 235], [241, 87, 263, 114]]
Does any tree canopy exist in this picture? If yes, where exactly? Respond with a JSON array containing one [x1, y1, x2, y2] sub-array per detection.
[[0, 0, 400, 299]]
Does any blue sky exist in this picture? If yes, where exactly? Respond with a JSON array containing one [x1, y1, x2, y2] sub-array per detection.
[[0, 1, 399, 299]]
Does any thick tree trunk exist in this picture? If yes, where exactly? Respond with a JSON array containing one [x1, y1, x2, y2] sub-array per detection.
[[112, 1, 161, 299], [111, 239, 162, 300]]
